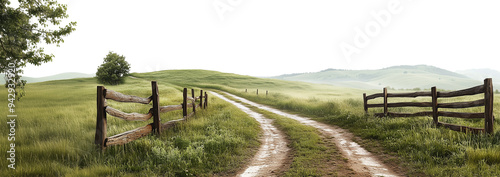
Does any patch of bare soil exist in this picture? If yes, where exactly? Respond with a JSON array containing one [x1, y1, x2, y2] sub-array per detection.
[[318, 134, 359, 176], [211, 92, 291, 177], [223, 92, 403, 177]]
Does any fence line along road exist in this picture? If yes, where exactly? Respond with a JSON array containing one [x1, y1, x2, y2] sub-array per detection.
[[95, 81, 208, 149], [363, 78, 494, 134]]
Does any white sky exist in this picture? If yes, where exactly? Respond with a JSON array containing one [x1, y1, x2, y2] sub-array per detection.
[[22, 0, 500, 77]]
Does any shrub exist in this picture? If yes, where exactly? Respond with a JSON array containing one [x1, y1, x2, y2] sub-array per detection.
[[96, 52, 130, 85]]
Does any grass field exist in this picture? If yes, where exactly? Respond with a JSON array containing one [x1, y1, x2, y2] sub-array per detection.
[[2, 69, 500, 176], [134, 70, 500, 176], [0, 77, 262, 176], [217, 92, 348, 176]]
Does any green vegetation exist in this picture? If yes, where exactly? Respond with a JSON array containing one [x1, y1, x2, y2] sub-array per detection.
[[1, 0, 76, 98], [248, 104, 347, 176], [218, 91, 351, 176], [96, 52, 131, 85], [2, 69, 500, 176], [0, 77, 260, 176], [134, 69, 500, 176], [0, 72, 94, 90], [458, 68, 500, 85], [272, 65, 493, 90]]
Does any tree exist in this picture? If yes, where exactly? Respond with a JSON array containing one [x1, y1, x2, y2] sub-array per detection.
[[1, 0, 76, 99], [96, 52, 130, 85]]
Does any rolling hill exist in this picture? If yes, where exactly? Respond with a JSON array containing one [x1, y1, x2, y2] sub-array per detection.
[[1, 72, 94, 84], [272, 65, 498, 90], [457, 68, 500, 85]]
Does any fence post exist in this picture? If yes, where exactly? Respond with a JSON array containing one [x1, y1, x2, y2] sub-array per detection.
[[363, 93, 368, 113], [266, 90, 268, 96], [431, 87, 438, 125], [151, 81, 161, 135], [192, 89, 196, 113], [257, 89, 259, 95], [95, 86, 107, 149], [383, 87, 388, 116], [183, 88, 188, 118], [204, 92, 208, 108], [484, 78, 494, 134], [245, 89, 247, 93], [199, 90, 203, 109]]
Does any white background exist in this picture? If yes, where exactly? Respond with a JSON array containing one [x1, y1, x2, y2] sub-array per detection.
[[21, 0, 500, 77]]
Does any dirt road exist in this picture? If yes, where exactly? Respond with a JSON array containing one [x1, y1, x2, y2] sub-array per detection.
[[211, 92, 290, 177], [220, 92, 401, 177]]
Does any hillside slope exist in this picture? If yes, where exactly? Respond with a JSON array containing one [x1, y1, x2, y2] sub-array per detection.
[[272, 65, 492, 90], [457, 69, 500, 85], [1, 72, 94, 84], [132, 69, 364, 100]]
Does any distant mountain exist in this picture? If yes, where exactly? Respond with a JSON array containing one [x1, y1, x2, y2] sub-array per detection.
[[457, 69, 500, 85], [1, 72, 94, 84], [272, 65, 495, 90]]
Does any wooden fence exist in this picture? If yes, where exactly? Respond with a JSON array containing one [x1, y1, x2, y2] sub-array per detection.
[[245, 89, 269, 96], [95, 81, 208, 149], [363, 78, 494, 134]]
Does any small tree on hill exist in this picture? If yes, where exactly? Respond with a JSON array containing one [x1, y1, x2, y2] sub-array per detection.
[[96, 52, 130, 85]]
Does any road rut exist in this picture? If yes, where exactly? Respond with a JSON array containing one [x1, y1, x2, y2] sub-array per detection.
[[211, 92, 290, 177], [222, 92, 401, 177]]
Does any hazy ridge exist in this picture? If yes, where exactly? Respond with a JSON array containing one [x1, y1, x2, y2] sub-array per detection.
[[272, 65, 500, 90], [1, 72, 94, 84], [3, 65, 500, 91]]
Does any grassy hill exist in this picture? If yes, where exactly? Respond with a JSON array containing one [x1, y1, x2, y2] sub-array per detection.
[[457, 68, 500, 85], [2, 69, 500, 176], [0, 76, 263, 176], [135, 69, 500, 176], [131, 69, 366, 101], [272, 65, 494, 90], [1, 72, 94, 84]]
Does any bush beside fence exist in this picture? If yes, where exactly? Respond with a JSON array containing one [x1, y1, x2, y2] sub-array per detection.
[[363, 78, 494, 134], [95, 81, 207, 149]]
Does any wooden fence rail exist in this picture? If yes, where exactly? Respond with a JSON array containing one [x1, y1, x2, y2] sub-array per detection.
[[363, 78, 494, 134], [95, 81, 208, 149], [245, 89, 269, 96]]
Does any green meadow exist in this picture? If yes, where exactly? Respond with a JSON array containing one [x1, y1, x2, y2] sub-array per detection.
[[136, 70, 500, 176], [1, 69, 499, 176], [0, 77, 262, 176]]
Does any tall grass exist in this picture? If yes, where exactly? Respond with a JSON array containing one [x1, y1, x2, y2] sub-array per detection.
[[228, 85, 500, 176], [0, 77, 261, 176], [4, 69, 499, 176], [250, 107, 348, 177], [133, 70, 500, 176]]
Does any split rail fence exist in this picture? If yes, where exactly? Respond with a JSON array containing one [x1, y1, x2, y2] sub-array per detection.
[[95, 81, 208, 149], [245, 89, 269, 96], [363, 78, 494, 134]]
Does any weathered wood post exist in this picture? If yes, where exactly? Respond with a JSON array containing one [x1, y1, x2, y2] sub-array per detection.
[[484, 78, 494, 134], [95, 86, 107, 149], [245, 89, 247, 93], [192, 89, 196, 113], [363, 93, 368, 113], [151, 81, 161, 135], [204, 92, 208, 108], [431, 87, 438, 125], [266, 90, 268, 96], [199, 90, 203, 109], [257, 89, 259, 95], [183, 88, 188, 118], [383, 87, 388, 116]]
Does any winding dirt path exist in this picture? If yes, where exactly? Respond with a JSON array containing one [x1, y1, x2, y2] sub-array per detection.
[[222, 92, 401, 177], [210, 92, 290, 177]]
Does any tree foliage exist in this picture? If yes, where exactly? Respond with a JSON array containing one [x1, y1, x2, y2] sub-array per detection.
[[96, 52, 130, 85], [1, 0, 76, 98]]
